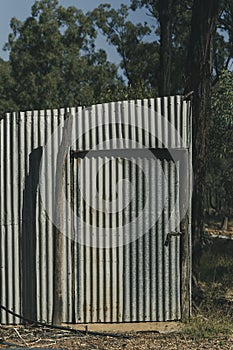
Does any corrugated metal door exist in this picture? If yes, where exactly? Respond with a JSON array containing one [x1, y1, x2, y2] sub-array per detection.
[[73, 151, 181, 322]]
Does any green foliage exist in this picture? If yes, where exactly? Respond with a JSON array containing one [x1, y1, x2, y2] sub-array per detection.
[[217, 1, 233, 71], [1, 0, 233, 114], [130, 0, 233, 93], [206, 70, 233, 214], [4, 0, 122, 111], [212, 70, 233, 134], [130, 0, 193, 94], [91, 4, 159, 93], [0, 58, 18, 113]]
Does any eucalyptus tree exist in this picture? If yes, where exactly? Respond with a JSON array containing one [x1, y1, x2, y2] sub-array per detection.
[[91, 3, 159, 96], [185, 0, 220, 273], [0, 58, 17, 113], [4, 0, 121, 111], [207, 70, 233, 227], [131, 0, 192, 95]]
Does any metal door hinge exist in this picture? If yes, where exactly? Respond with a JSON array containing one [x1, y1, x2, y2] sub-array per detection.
[[165, 231, 183, 246]]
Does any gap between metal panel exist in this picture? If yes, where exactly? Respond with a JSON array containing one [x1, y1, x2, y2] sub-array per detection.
[[70, 148, 189, 162]]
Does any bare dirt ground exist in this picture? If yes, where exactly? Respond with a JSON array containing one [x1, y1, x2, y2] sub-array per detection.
[[0, 324, 233, 350]]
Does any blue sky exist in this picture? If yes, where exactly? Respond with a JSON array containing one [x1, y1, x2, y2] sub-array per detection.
[[1, 0, 154, 62]]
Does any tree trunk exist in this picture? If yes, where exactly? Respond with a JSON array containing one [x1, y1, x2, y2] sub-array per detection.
[[185, 0, 220, 275], [158, 0, 176, 96]]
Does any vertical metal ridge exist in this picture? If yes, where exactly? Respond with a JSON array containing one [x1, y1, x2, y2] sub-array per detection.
[[169, 161, 175, 319], [137, 157, 143, 321], [157, 158, 163, 321], [7, 113, 14, 323], [164, 160, 170, 320], [152, 162, 157, 322], [92, 158, 97, 323], [156, 97, 163, 148], [0, 116, 4, 323], [143, 157, 149, 321], [122, 158, 129, 321], [130, 159, 137, 322]]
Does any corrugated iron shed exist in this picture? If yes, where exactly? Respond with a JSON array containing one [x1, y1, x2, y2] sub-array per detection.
[[0, 97, 192, 324]]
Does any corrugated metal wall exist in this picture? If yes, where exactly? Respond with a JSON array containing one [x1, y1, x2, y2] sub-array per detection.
[[73, 155, 181, 322], [0, 96, 191, 324]]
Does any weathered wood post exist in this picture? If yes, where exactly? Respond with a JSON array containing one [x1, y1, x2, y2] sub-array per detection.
[[180, 147, 192, 320], [52, 113, 73, 325]]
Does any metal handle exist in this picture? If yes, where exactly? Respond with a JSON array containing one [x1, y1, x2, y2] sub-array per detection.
[[165, 231, 183, 246]]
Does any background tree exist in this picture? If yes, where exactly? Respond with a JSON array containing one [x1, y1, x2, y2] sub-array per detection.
[[206, 70, 233, 228], [91, 3, 159, 96], [214, 1, 233, 78], [4, 0, 121, 111], [0, 58, 17, 113], [130, 0, 192, 95], [185, 0, 220, 273]]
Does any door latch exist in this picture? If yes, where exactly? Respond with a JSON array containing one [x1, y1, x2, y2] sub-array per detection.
[[165, 231, 183, 246]]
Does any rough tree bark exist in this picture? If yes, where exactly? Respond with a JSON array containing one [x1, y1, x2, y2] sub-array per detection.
[[158, 0, 176, 96], [185, 0, 220, 275]]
